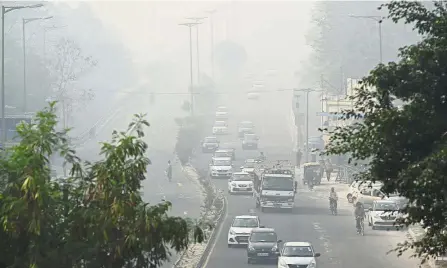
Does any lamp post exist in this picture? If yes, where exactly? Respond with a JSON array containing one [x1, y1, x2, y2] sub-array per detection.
[[349, 15, 384, 63], [186, 17, 206, 84], [1, 3, 44, 148], [179, 22, 200, 116], [205, 10, 216, 81], [22, 16, 53, 112], [294, 88, 324, 162]]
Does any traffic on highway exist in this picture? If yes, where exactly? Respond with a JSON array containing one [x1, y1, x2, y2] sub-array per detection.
[[191, 94, 418, 268]]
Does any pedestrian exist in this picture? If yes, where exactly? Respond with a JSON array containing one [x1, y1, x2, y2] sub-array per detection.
[[166, 160, 172, 182], [326, 159, 333, 181], [296, 149, 302, 167]]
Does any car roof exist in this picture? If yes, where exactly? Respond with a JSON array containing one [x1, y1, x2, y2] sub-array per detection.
[[264, 174, 293, 178], [251, 227, 275, 233], [217, 106, 227, 109], [374, 200, 396, 204], [235, 215, 258, 219], [205, 136, 217, 139], [283, 242, 312, 247], [246, 159, 256, 162], [213, 157, 232, 161], [233, 172, 250, 175], [215, 149, 231, 153], [240, 121, 253, 123], [215, 120, 226, 123]]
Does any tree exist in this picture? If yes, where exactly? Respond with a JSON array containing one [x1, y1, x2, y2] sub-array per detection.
[[0, 102, 203, 268], [47, 38, 97, 128], [325, 1, 447, 261]]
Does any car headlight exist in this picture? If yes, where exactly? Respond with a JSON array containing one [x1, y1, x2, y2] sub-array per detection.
[[287, 198, 294, 202], [308, 260, 316, 268], [248, 245, 255, 251], [271, 245, 278, 251], [231, 183, 236, 187], [229, 229, 235, 235], [373, 214, 381, 219]]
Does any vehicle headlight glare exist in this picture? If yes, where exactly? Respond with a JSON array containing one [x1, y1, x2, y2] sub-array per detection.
[[248, 246, 255, 251], [229, 229, 235, 235]]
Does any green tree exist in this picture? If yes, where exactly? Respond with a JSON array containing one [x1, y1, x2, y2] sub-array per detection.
[[325, 1, 447, 261], [0, 103, 203, 268]]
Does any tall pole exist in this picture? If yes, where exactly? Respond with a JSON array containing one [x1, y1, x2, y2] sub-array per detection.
[[206, 10, 216, 81], [189, 26, 194, 115], [22, 19, 26, 112], [378, 20, 383, 63], [305, 90, 309, 163], [349, 15, 383, 64], [186, 17, 206, 84], [1, 6, 6, 147]]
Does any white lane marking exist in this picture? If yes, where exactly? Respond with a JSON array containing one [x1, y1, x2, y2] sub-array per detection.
[[313, 222, 335, 263], [203, 195, 228, 268]]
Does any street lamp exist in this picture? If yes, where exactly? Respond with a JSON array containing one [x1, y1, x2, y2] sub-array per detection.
[[205, 10, 216, 81], [186, 17, 207, 84], [1, 3, 44, 148], [22, 16, 53, 112], [179, 22, 200, 116], [349, 15, 384, 63]]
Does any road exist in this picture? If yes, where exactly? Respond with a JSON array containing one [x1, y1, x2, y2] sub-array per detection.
[[192, 89, 420, 268], [71, 92, 203, 267]]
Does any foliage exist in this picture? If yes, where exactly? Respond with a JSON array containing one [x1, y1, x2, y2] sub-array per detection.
[[48, 38, 97, 127], [0, 102, 204, 268], [325, 0, 447, 261], [175, 115, 207, 165]]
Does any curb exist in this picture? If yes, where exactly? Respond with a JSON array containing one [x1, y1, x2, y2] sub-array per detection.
[[172, 164, 226, 268]]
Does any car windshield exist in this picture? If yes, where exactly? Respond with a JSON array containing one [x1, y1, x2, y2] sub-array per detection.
[[250, 232, 277, 242], [232, 218, 259, 228], [262, 176, 294, 191], [233, 174, 252, 181], [205, 137, 217, 143], [375, 202, 399, 211], [282, 246, 314, 257], [244, 161, 255, 168], [215, 121, 226, 127], [217, 107, 227, 112], [213, 160, 231, 166], [214, 152, 231, 158], [245, 135, 257, 141]]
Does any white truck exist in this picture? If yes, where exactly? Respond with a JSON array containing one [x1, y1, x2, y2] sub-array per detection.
[[253, 161, 297, 212]]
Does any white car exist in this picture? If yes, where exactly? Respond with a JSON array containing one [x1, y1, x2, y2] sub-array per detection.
[[215, 106, 228, 120], [228, 172, 254, 194], [242, 133, 259, 150], [209, 157, 233, 178], [368, 200, 403, 230], [241, 159, 256, 174], [228, 215, 260, 247], [212, 121, 229, 135], [278, 242, 321, 268]]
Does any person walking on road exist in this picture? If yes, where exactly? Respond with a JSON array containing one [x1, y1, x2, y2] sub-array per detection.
[[325, 159, 333, 181], [296, 149, 302, 167], [166, 160, 172, 182]]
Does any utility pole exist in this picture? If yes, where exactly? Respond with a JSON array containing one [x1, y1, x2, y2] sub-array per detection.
[[22, 16, 52, 112], [1, 3, 44, 148], [206, 10, 216, 81], [186, 17, 206, 85], [179, 22, 200, 116]]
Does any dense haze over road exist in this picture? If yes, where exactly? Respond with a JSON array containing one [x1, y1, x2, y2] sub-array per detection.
[[0, 1, 432, 268]]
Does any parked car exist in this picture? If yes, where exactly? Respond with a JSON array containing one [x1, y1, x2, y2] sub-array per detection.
[[201, 136, 219, 153], [367, 200, 403, 230]]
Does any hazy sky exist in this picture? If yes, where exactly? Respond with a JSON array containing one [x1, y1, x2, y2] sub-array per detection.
[[87, 1, 315, 85]]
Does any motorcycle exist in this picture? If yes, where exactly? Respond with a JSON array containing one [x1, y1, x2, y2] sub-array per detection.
[[329, 198, 338, 215]]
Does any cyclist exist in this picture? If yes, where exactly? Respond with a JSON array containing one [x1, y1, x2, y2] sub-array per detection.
[[354, 202, 365, 233], [166, 160, 172, 182], [329, 187, 338, 211]]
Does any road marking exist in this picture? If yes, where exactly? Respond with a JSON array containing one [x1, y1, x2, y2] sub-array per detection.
[[312, 222, 332, 254], [203, 196, 228, 268]]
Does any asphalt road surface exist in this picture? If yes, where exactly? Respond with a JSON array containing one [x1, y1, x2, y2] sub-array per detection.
[[192, 90, 420, 268]]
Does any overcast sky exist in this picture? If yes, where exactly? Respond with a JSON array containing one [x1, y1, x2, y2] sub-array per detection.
[[86, 1, 314, 86]]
